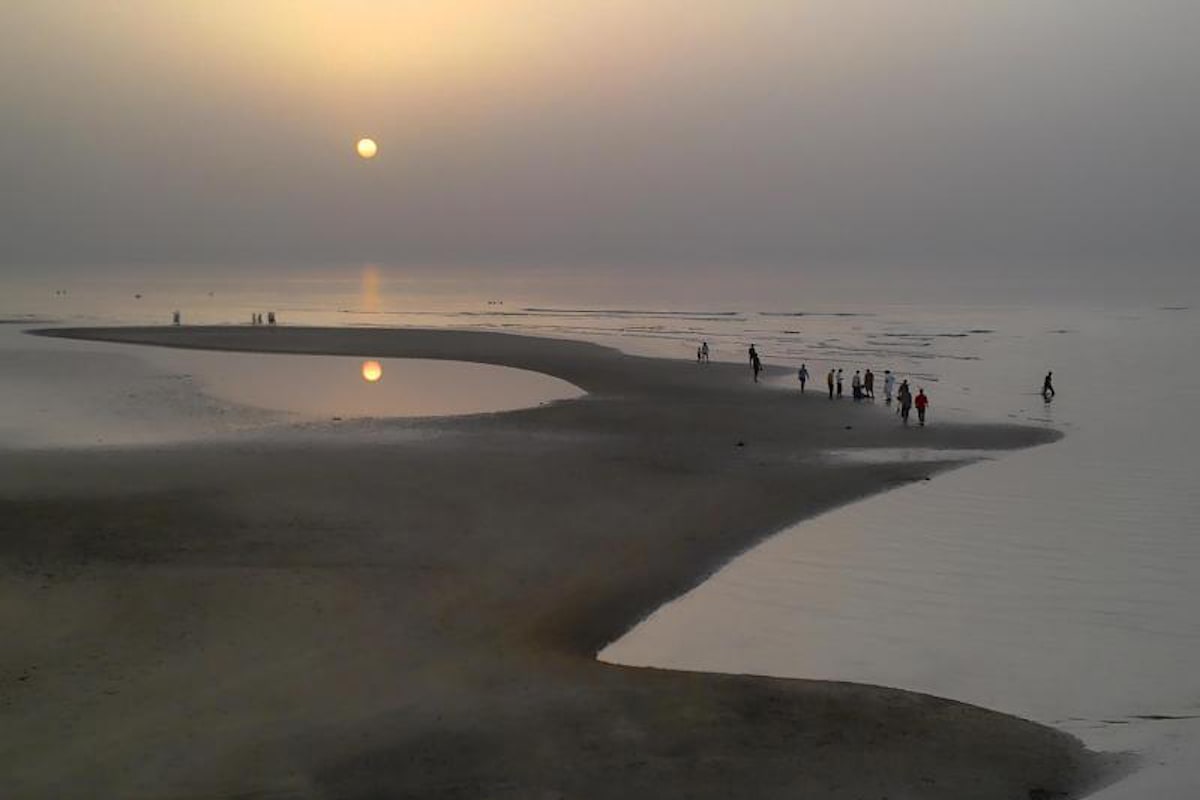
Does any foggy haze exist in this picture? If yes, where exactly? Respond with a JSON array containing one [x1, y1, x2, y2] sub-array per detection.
[[2, 2, 1198, 286]]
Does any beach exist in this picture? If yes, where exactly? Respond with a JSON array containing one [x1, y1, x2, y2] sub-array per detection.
[[0, 325, 1113, 798]]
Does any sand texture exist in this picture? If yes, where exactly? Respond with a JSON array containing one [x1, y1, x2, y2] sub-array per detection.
[[0, 326, 1114, 798]]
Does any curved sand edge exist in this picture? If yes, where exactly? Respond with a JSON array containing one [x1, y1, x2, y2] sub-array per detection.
[[2, 326, 1125, 798]]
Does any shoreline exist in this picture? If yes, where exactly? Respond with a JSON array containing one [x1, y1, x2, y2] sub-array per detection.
[[2, 326, 1118, 798]]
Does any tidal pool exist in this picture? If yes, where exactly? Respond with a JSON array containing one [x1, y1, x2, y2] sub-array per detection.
[[0, 327, 583, 448], [148, 349, 584, 419]]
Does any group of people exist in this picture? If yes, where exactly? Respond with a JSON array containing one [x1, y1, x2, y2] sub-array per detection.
[[725, 343, 932, 426], [250, 312, 277, 326], [698, 342, 1059, 429], [816, 366, 929, 425], [822, 367, 880, 400]]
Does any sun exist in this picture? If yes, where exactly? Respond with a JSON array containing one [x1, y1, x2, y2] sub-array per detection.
[[361, 360, 383, 382], [356, 137, 378, 159]]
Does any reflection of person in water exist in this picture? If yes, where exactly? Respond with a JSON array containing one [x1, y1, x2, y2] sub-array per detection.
[[1042, 371, 1056, 401]]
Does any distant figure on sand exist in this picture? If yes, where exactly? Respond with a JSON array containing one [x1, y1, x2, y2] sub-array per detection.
[[697, 345, 703, 363], [827, 369, 835, 399], [883, 370, 896, 403], [172, 310, 180, 326], [1042, 371, 1055, 401], [701, 341, 710, 363], [864, 369, 875, 399], [851, 370, 863, 400], [836, 368, 844, 398], [898, 380, 912, 424], [268, 311, 276, 326], [750, 347, 762, 383], [915, 388, 929, 426], [797, 363, 809, 393]]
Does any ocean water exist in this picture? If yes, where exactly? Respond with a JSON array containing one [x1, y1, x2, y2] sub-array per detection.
[[2, 271, 1197, 795]]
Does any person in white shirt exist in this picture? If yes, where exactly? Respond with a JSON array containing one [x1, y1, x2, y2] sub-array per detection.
[[851, 370, 863, 400], [883, 370, 896, 404]]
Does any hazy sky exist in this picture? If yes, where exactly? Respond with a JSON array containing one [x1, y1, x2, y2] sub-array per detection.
[[3, 1, 1198, 281]]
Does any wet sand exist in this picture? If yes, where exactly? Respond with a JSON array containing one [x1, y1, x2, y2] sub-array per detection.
[[0, 326, 1116, 798]]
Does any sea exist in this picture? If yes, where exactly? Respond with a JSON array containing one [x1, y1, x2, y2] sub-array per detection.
[[1, 267, 1197, 797]]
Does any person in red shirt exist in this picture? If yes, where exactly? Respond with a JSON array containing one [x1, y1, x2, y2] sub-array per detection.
[[914, 388, 929, 426]]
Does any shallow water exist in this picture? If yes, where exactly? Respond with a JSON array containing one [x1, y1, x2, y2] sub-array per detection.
[[0, 326, 582, 448], [137, 348, 583, 420]]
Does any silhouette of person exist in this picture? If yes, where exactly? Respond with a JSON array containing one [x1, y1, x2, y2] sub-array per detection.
[[898, 380, 912, 424], [836, 368, 844, 398], [751, 349, 762, 383], [701, 341, 710, 363], [864, 369, 875, 399], [797, 363, 809, 393], [827, 369, 835, 399], [883, 370, 895, 403], [1042, 371, 1056, 401]]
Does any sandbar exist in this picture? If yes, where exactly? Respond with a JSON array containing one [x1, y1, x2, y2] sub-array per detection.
[[0, 326, 1118, 798]]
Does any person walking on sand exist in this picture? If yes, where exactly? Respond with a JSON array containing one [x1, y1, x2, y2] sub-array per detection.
[[797, 363, 809, 393], [1042, 371, 1056, 401], [851, 370, 863, 400], [836, 368, 844, 398], [915, 388, 929, 426], [827, 369, 835, 399], [883, 370, 896, 404], [697, 345, 703, 363], [898, 380, 912, 424], [701, 341, 710, 363], [751, 349, 763, 383], [865, 369, 875, 399]]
